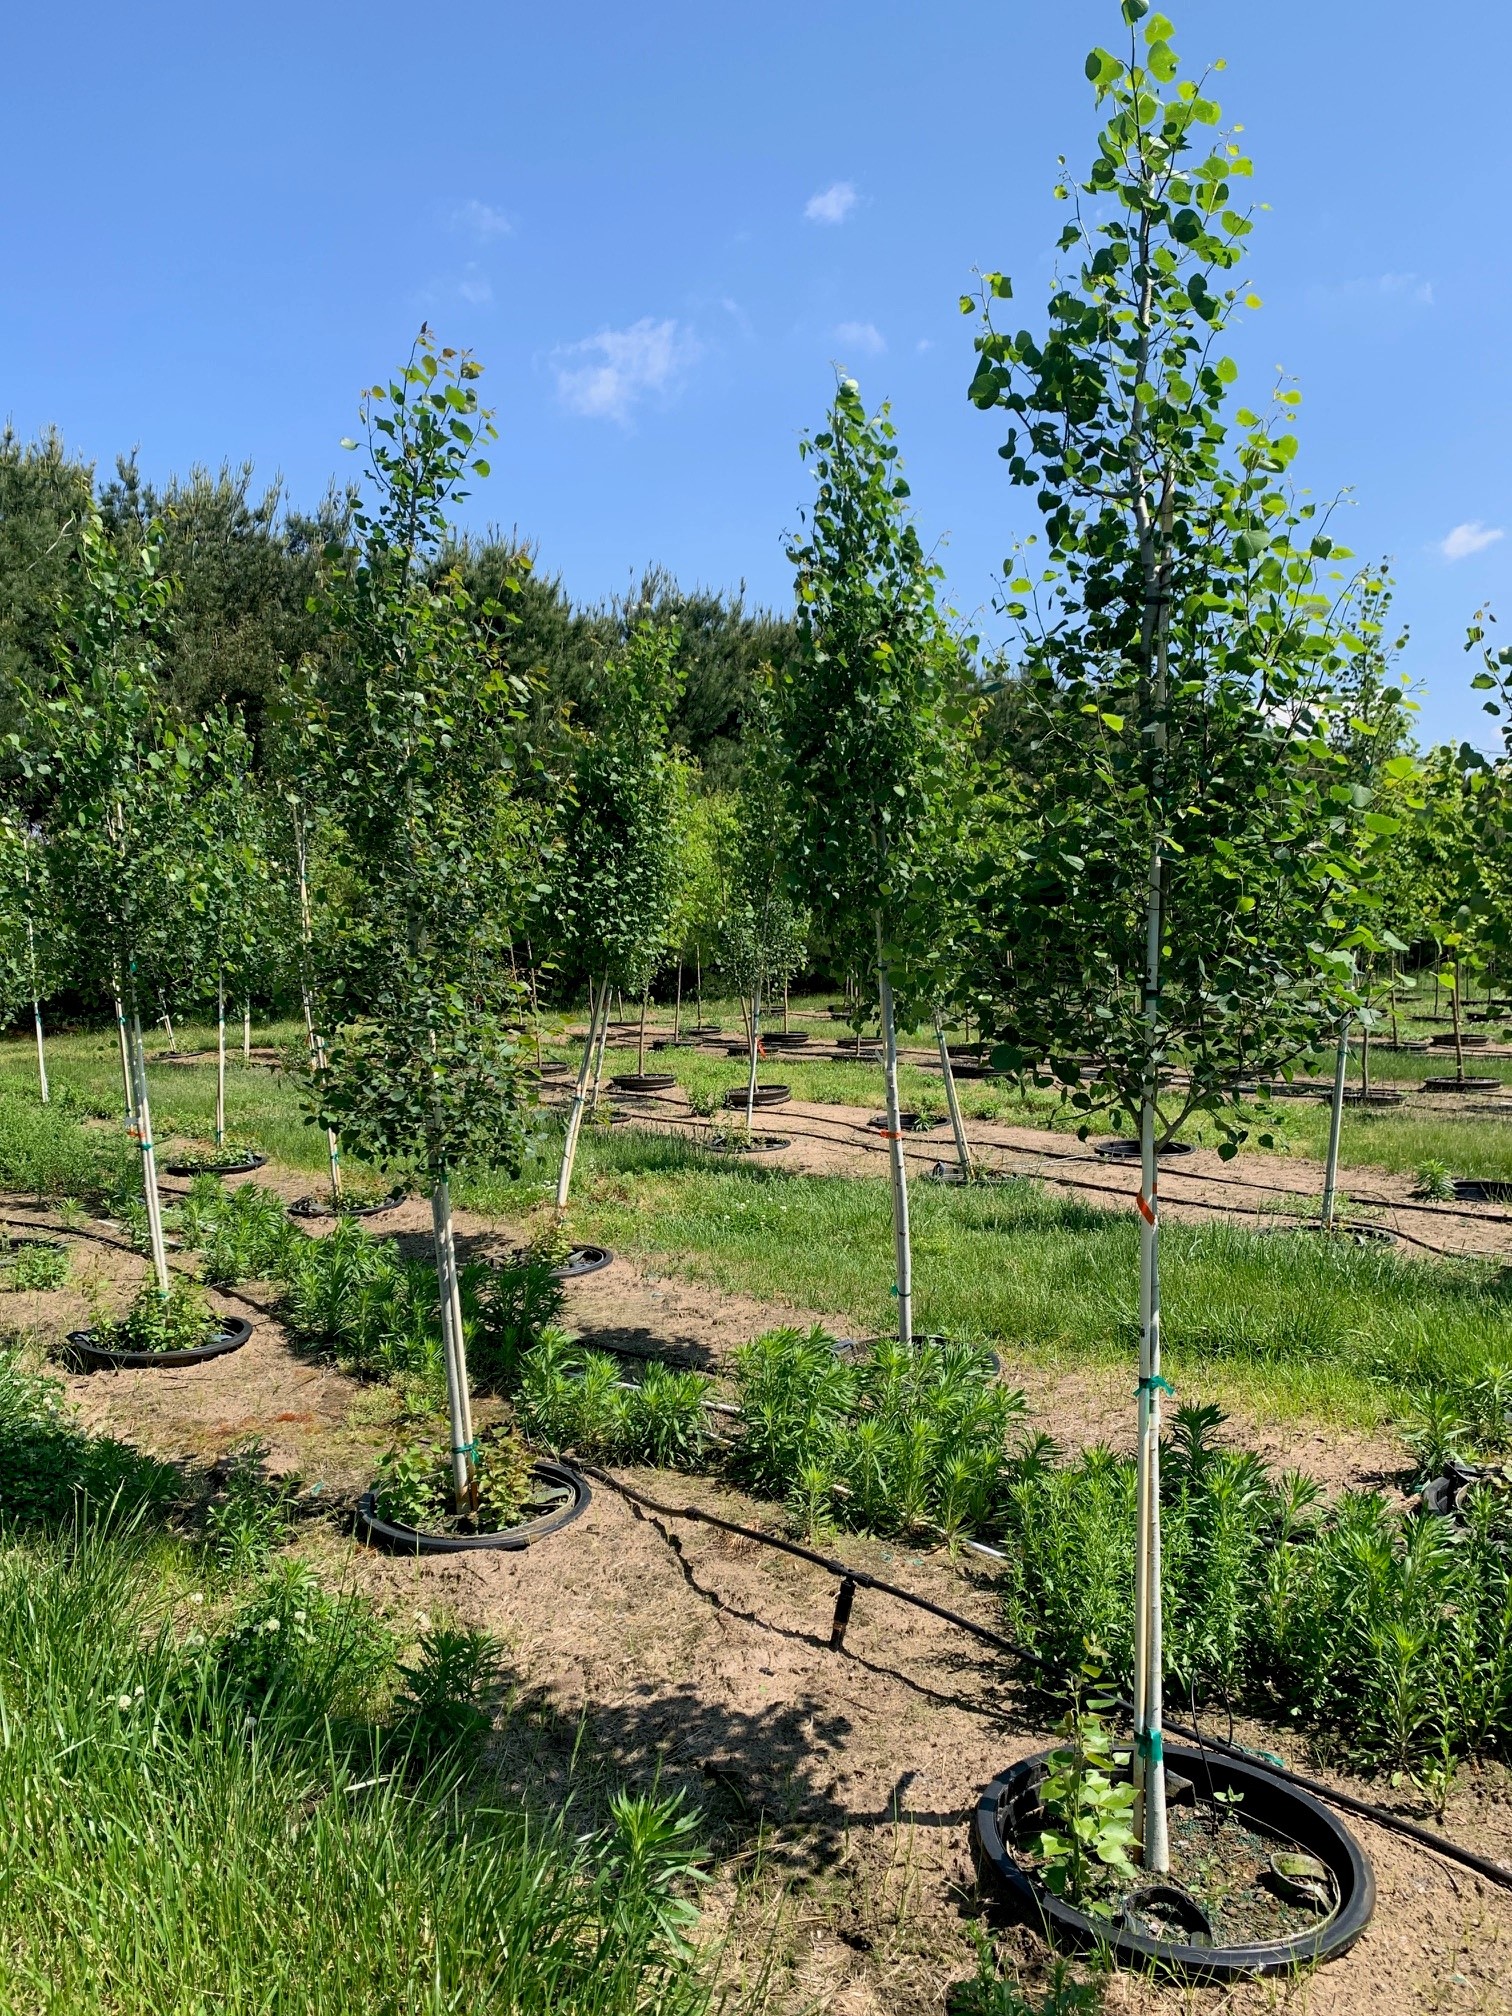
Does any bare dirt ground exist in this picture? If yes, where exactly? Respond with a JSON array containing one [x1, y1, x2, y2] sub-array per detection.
[[4, 1165, 1511, 2015]]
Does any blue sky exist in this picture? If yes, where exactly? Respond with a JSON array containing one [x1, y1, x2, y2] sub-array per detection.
[[4, 1, 1508, 746]]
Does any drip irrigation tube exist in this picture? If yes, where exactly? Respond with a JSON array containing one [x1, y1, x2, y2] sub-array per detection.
[[579, 1463, 1512, 1895]]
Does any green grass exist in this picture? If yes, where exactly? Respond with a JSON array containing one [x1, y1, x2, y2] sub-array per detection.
[[9, 1005, 1512, 1189], [530, 1134, 1512, 1428], [0, 1348, 727, 2016]]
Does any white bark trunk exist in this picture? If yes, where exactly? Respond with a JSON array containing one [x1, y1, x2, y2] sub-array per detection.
[[243, 1000, 251, 1062], [935, 1011, 972, 1178], [430, 1178, 476, 1512], [114, 986, 137, 1131], [128, 1005, 172, 1297], [744, 982, 762, 1131], [26, 917, 47, 1104], [1322, 1016, 1350, 1228], [215, 969, 227, 1147], [556, 978, 604, 1210], [876, 918, 913, 1346]]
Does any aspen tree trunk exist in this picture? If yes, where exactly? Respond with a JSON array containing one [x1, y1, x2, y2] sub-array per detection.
[[215, 968, 227, 1147], [127, 999, 172, 1297], [1361, 1015, 1372, 1099], [695, 949, 703, 1030], [1322, 1016, 1350, 1229], [673, 959, 683, 1041], [638, 988, 649, 1074], [783, 978, 790, 1034], [1453, 958, 1465, 1082], [590, 991, 612, 1110], [744, 981, 762, 1132], [1128, 217, 1171, 1876], [876, 918, 913, 1346], [556, 978, 604, 1210], [114, 980, 137, 1132], [430, 1175, 476, 1512], [243, 1000, 251, 1062], [294, 815, 343, 1203], [934, 1011, 972, 1178], [159, 1000, 176, 1052], [26, 917, 48, 1106], [1390, 958, 1399, 1047]]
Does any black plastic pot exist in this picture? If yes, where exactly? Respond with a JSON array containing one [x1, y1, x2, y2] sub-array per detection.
[[68, 1314, 254, 1371], [828, 1047, 882, 1065], [288, 1191, 407, 1220], [1265, 1080, 1331, 1099], [1422, 1076, 1503, 1093], [974, 1743, 1374, 1984], [356, 1459, 590, 1555], [946, 1061, 993, 1079], [610, 1072, 677, 1093], [924, 1160, 1013, 1187], [1375, 1040, 1430, 1053], [1452, 1177, 1512, 1204], [1281, 1218, 1397, 1247], [764, 1030, 811, 1048], [709, 1133, 790, 1154], [834, 1331, 1002, 1376], [1432, 1031, 1490, 1048], [163, 1151, 267, 1178], [1341, 1089, 1406, 1107], [723, 1085, 791, 1108], [867, 1112, 941, 1134], [526, 1060, 570, 1078], [1093, 1138, 1195, 1161], [554, 1244, 614, 1279]]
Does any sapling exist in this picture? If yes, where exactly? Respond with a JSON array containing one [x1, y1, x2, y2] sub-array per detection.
[[964, 6, 1410, 1864], [781, 380, 972, 1343], [549, 618, 687, 1203], [312, 331, 534, 1513], [25, 511, 200, 1302]]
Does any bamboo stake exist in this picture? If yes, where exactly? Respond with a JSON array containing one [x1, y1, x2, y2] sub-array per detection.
[[695, 948, 703, 1031], [243, 1000, 251, 1062], [673, 959, 683, 1042], [430, 1176, 477, 1511], [1322, 1015, 1350, 1230], [783, 978, 790, 1034], [1453, 956, 1465, 1083], [934, 1011, 972, 1178], [159, 999, 176, 1052], [638, 987, 649, 1075], [875, 918, 913, 1347], [127, 999, 171, 1297], [215, 968, 227, 1147], [556, 978, 604, 1210]]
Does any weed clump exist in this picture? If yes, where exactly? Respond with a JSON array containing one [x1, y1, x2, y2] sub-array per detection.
[[733, 1324, 1023, 1541]]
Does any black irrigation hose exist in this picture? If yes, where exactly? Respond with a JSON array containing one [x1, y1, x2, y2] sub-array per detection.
[[581, 1462, 1512, 1895]]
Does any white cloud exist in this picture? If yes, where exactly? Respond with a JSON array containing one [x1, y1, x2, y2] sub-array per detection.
[[452, 198, 513, 239], [1440, 521, 1505, 562], [1378, 271, 1434, 306], [458, 265, 493, 305], [916, 337, 933, 353], [834, 320, 886, 356], [805, 180, 857, 225], [553, 318, 702, 423]]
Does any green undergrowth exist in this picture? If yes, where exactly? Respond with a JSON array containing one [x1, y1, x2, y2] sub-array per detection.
[[1002, 1404, 1512, 1782], [0, 1349, 728, 2014], [549, 1146, 1512, 1428]]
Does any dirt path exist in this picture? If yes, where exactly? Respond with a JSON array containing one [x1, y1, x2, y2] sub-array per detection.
[[5, 1184, 1511, 2014]]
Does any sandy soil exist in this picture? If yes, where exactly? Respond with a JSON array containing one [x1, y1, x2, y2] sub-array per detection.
[[3, 1173, 1511, 2015]]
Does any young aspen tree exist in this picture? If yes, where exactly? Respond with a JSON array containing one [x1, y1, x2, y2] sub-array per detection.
[[314, 331, 533, 1514], [964, 4, 1408, 1865], [552, 619, 686, 1204], [782, 378, 969, 1343], [25, 514, 199, 1303]]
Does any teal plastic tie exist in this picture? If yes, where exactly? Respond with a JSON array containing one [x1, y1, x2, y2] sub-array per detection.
[[1135, 1727, 1165, 1764], [452, 1439, 479, 1460], [1136, 1373, 1175, 1399]]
